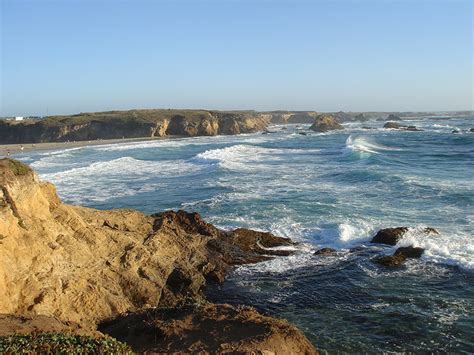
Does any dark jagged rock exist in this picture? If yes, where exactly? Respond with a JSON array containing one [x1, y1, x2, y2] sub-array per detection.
[[384, 121, 402, 129], [371, 227, 409, 245], [394, 246, 424, 258], [383, 122, 422, 131], [314, 247, 337, 256], [309, 114, 344, 132], [470, 128, 474, 132]]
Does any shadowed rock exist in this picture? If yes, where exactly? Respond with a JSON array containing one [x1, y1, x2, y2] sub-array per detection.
[[394, 246, 424, 258], [314, 247, 337, 256], [99, 303, 317, 354]]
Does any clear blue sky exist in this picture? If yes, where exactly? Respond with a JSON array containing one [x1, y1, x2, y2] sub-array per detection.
[[1, 0, 472, 116]]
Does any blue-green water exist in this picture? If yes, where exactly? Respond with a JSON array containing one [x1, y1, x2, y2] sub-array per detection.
[[19, 117, 474, 352]]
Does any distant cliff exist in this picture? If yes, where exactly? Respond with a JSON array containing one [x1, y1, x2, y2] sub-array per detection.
[[0, 110, 271, 144]]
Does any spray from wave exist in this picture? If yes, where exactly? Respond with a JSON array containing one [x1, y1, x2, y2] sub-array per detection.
[[345, 135, 400, 155]]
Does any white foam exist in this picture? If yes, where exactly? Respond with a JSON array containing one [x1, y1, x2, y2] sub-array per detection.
[[396, 227, 474, 270], [40, 157, 200, 203], [193, 144, 285, 171]]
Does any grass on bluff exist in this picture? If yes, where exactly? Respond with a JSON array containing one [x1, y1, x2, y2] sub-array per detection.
[[0, 333, 132, 353], [0, 159, 32, 176], [40, 109, 215, 127]]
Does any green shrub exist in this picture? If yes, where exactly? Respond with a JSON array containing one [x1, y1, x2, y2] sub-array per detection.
[[0, 333, 133, 353], [7, 159, 32, 176]]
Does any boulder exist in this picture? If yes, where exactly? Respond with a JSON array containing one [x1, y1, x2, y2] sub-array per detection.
[[314, 247, 337, 256], [371, 227, 438, 246], [309, 114, 344, 132], [376, 245, 425, 267], [371, 227, 409, 245], [394, 246, 424, 258]]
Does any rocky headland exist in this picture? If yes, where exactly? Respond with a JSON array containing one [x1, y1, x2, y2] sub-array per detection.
[[0, 158, 316, 353], [0, 110, 272, 144]]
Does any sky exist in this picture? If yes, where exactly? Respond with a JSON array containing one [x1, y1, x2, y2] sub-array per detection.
[[0, 0, 472, 116]]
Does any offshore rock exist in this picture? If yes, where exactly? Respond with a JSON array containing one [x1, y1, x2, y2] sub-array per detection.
[[371, 227, 438, 246], [371, 227, 409, 245], [309, 114, 344, 132]]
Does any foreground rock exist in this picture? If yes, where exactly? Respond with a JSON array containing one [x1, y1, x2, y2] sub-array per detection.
[[309, 114, 344, 132], [0, 159, 315, 352], [99, 303, 316, 354]]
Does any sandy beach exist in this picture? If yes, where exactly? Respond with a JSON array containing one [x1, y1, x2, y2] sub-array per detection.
[[0, 136, 184, 157]]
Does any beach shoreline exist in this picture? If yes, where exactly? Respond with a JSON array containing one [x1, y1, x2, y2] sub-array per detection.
[[0, 135, 186, 156]]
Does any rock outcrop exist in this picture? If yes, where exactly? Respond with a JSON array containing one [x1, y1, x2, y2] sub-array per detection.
[[371, 226, 438, 246], [99, 303, 316, 354], [0, 110, 271, 144], [0, 159, 316, 353], [309, 114, 344, 132], [383, 122, 422, 131], [376, 246, 425, 267]]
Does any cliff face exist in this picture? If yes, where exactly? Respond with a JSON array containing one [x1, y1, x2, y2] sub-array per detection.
[[0, 159, 316, 353], [0, 110, 271, 144]]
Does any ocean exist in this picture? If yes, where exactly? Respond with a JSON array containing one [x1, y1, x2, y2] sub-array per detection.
[[18, 117, 473, 352]]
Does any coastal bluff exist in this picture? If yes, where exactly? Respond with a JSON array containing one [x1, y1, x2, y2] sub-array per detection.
[[0, 159, 316, 353], [0, 109, 272, 144]]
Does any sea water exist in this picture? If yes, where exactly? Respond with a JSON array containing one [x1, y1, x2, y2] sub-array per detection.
[[18, 117, 474, 352]]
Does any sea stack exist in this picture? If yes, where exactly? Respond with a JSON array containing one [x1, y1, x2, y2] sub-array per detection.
[[309, 114, 344, 132]]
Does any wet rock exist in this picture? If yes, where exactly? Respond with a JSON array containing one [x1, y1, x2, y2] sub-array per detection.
[[394, 246, 424, 258], [384, 121, 402, 129], [376, 254, 407, 266], [309, 114, 344, 132], [470, 128, 474, 132], [383, 122, 422, 131], [371, 227, 409, 245], [298, 132, 308, 136], [314, 247, 337, 256]]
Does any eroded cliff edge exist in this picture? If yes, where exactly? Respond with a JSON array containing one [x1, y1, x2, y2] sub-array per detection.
[[0, 159, 316, 353]]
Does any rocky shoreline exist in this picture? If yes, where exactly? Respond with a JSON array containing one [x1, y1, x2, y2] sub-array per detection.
[[0, 158, 316, 353]]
